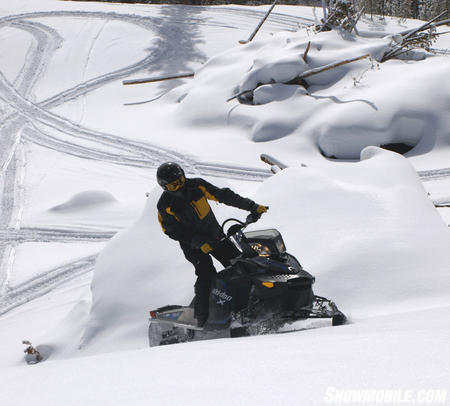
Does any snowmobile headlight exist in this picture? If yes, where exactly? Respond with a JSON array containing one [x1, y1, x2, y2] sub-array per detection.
[[250, 242, 271, 257]]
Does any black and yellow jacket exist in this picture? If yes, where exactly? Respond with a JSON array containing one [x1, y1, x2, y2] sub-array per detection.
[[157, 178, 254, 245]]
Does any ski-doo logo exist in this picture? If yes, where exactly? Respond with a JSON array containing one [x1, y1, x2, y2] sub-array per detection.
[[212, 288, 232, 305]]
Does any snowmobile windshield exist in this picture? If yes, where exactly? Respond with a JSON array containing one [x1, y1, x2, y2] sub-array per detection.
[[244, 229, 286, 257]]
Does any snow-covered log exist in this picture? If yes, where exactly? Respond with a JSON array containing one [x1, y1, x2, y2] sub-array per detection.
[[227, 54, 370, 103]]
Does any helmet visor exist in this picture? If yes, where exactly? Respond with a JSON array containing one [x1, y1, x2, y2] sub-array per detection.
[[165, 175, 185, 191]]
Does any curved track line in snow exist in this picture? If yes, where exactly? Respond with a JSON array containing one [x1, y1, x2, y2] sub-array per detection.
[[1, 12, 272, 179], [0, 254, 97, 316], [0, 17, 69, 298], [22, 127, 154, 168], [1, 18, 62, 226], [1, 13, 270, 180], [207, 6, 314, 30], [2, 71, 271, 180], [10, 20, 63, 98]]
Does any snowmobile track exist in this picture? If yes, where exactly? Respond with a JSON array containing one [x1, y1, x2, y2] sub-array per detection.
[[0, 227, 116, 244], [1, 14, 271, 181], [0, 254, 97, 316], [417, 167, 450, 182]]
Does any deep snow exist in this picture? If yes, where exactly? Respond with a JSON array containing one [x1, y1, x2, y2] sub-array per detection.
[[0, 0, 449, 405]]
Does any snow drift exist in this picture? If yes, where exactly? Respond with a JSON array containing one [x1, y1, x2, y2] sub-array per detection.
[[82, 148, 450, 352], [168, 30, 450, 163], [50, 190, 117, 212]]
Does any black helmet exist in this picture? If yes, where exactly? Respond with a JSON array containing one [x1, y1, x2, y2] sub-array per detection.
[[157, 162, 186, 191]]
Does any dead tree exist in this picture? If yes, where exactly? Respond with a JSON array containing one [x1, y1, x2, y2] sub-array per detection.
[[381, 11, 449, 62], [239, 0, 278, 45]]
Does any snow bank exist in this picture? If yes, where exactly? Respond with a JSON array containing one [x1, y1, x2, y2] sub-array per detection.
[[80, 179, 252, 353], [82, 148, 450, 352], [80, 187, 194, 353], [252, 147, 450, 317]]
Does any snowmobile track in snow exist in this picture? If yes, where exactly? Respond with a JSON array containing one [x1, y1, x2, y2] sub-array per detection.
[[0, 228, 116, 244], [0, 254, 97, 316], [1, 12, 272, 181], [417, 167, 450, 182]]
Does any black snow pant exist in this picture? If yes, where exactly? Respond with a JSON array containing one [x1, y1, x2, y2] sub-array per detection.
[[180, 240, 240, 323]]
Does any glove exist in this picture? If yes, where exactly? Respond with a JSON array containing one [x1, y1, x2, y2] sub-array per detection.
[[191, 236, 214, 254], [249, 203, 269, 215], [200, 243, 213, 254]]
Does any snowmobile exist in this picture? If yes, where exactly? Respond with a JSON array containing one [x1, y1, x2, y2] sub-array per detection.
[[148, 215, 347, 347]]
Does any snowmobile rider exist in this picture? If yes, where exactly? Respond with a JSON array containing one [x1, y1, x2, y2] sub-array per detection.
[[156, 162, 268, 327]]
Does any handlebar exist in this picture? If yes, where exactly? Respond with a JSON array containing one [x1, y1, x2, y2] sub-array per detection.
[[221, 213, 261, 237]]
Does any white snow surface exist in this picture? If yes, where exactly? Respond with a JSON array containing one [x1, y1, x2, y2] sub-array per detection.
[[0, 0, 449, 405]]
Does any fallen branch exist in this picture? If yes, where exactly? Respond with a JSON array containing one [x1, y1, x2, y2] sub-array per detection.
[[433, 201, 450, 208], [349, 6, 365, 34], [398, 18, 450, 36], [227, 53, 370, 102], [303, 41, 311, 63], [403, 11, 447, 42], [260, 154, 288, 171], [227, 89, 253, 103], [123, 72, 194, 86], [300, 53, 370, 79], [239, 0, 278, 44], [381, 15, 450, 62]]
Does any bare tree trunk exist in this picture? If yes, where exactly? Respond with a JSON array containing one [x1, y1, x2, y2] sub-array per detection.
[[322, 0, 328, 20]]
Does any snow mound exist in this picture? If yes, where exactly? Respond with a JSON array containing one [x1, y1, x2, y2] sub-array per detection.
[[80, 188, 194, 353], [252, 147, 450, 317], [50, 190, 117, 212], [172, 30, 449, 161], [81, 148, 450, 353]]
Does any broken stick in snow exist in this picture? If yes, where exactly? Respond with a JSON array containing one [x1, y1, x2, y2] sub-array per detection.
[[260, 154, 289, 172], [381, 14, 449, 62], [402, 11, 447, 42], [123, 72, 194, 86], [303, 41, 311, 63], [299, 53, 370, 79], [239, 0, 278, 44], [227, 53, 370, 102], [349, 7, 365, 34], [23, 340, 42, 364], [398, 16, 450, 37]]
